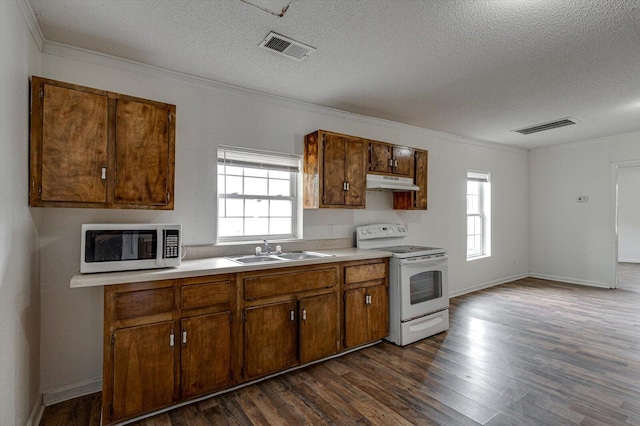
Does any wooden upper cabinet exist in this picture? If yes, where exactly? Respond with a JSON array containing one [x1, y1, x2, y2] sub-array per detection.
[[394, 148, 428, 210], [114, 98, 174, 207], [368, 141, 413, 178], [33, 80, 109, 204], [304, 130, 366, 209], [29, 76, 175, 209]]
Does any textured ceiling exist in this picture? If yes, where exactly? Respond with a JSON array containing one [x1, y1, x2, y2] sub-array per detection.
[[27, 0, 640, 149]]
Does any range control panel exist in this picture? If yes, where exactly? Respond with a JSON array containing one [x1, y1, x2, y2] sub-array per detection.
[[357, 224, 408, 240]]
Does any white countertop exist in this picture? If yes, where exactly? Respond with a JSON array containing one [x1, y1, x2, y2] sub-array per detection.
[[70, 248, 392, 288]]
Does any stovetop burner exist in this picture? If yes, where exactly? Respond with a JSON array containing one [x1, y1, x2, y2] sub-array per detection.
[[355, 224, 446, 258]]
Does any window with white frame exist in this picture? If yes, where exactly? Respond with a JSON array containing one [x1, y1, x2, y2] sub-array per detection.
[[467, 170, 491, 259], [217, 145, 301, 242]]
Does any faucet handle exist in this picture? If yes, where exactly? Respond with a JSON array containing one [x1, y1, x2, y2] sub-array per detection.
[[255, 246, 262, 255], [275, 245, 282, 254]]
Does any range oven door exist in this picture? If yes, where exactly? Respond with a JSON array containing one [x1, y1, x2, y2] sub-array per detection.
[[398, 255, 449, 321]]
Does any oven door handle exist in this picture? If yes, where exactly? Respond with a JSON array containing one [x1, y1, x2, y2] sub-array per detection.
[[399, 255, 448, 265]]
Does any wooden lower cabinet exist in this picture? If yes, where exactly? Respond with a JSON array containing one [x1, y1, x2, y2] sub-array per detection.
[[112, 321, 177, 420], [102, 259, 386, 424], [180, 312, 231, 399], [344, 285, 388, 348], [242, 264, 340, 381], [244, 300, 298, 379], [243, 292, 340, 380], [343, 259, 389, 349], [299, 293, 339, 364]]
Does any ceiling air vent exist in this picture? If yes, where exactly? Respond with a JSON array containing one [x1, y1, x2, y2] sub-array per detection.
[[259, 32, 316, 62], [512, 117, 579, 135]]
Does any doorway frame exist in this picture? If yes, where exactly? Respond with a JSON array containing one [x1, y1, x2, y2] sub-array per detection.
[[610, 160, 640, 289]]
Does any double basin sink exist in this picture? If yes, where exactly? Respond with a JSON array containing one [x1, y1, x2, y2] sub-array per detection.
[[226, 251, 334, 264]]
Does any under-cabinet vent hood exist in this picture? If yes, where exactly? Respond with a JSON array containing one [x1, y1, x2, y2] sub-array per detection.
[[366, 174, 419, 192]]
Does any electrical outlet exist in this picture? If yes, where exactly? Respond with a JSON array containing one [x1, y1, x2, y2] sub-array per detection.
[[577, 195, 589, 203], [328, 224, 334, 235]]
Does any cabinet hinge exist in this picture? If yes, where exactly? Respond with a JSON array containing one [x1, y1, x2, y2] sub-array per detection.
[[38, 186, 42, 196], [241, 312, 245, 322], [167, 192, 171, 202], [111, 333, 115, 347], [241, 367, 245, 378], [40, 88, 44, 99], [109, 404, 114, 418], [168, 112, 172, 123]]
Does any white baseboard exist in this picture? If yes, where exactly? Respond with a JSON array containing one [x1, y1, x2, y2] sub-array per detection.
[[42, 376, 102, 406], [27, 395, 45, 426], [449, 273, 529, 298], [528, 272, 612, 289], [618, 258, 640, 263]]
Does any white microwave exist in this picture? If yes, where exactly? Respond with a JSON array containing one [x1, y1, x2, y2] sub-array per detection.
[[80, 223, 182, 273]]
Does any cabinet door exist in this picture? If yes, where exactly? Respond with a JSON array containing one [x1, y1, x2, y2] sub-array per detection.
[[244, 300, 298, 379], [112, 321, 176, 421], [343, 287, 369, 348], [322, 133, 347, 206], [299, 293, 338, 364], [114, 99, 173, 207], [181, 312, 231, 399], [392, 146, 413, 177], [413, 150, 428, 209], [368, 284, 389, 342], [369, 142, 391, 173], [39, 83, 108, 203], [344, 139, 366, 207]]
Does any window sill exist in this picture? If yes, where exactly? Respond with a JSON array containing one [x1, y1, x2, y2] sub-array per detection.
[[467, 254, 491, 262]]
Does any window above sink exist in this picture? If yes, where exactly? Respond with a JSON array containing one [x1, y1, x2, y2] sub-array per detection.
[[217, 145, 303, 244]]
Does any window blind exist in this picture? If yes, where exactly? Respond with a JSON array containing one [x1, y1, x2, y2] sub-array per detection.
[[467, 171, 490, 182], [217, 145, 301, 173]]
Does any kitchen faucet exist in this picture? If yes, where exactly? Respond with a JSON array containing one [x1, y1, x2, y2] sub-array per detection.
[[263, 239, 271, 254]]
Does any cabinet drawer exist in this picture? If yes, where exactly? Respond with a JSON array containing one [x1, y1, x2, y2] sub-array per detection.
[[244, 268, 337, 300], [181, 281, 230, 310], [115, 287, 175, 320], [344, 262, 386, 284]]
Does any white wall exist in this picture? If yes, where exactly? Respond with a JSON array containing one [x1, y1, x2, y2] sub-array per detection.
[[0, 1, 42, 424], [529, 131, 640, 287], [36, 45, 529, 398], [617, 167, 640, 262]]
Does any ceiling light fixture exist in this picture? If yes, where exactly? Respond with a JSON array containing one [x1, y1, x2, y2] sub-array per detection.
[[240, 0, 292, 17]]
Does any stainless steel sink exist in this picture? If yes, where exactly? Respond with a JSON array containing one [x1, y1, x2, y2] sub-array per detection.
[[277, 251, 333, 260], [226, 251, 334, 264], [226, 255, 284, 264]]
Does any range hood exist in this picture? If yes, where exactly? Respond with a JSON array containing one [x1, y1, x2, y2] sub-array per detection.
[[366, 174, 419, 192]]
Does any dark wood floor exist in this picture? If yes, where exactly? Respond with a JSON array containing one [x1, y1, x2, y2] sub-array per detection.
[[41, 273, 640, 425]]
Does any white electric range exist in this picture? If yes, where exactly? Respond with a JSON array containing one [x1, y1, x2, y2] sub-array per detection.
[[356, 224, 449, 346]]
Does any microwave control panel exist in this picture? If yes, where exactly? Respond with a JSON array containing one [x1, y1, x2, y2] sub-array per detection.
[[163, 229, 180, 258]]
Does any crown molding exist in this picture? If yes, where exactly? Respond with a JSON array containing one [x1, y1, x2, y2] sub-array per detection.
[[15, 0, 44, 50]]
